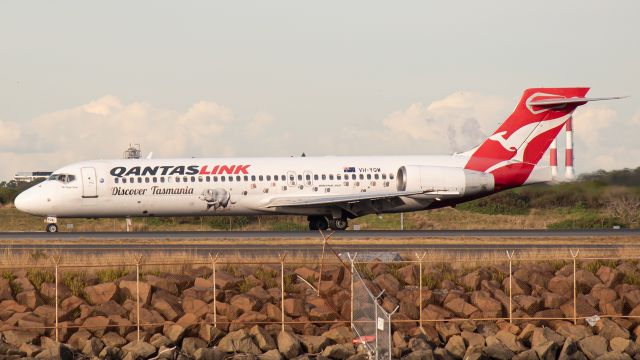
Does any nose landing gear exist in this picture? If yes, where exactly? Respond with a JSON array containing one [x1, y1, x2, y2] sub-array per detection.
[[45, 217, 58, 233], [307, 216, 348, 231]]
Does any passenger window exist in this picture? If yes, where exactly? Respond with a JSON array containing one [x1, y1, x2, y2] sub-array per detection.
[[390, 173, 394, 180], [115, 178, 119, 184], [228, 176, 233, 182], [274, 175, 279, 181], [152, 177, 157, 183], [259, 175, 264, 181], [266, 175, 271, 181], [123, 178, 127, 184], [367, 174, 371, 180], [314, 174, 319, 180], [236, 176, 241, 181], [322, 174, 326, 180], [352, 174, 356, 180], [251, 175, 256, 181], [337, 174, 341, 180], [176, 177, 181, 183], [382, 174, 387, 180], [359, 174, 364, 180], [138, 177, 142, 183], [305, 174, 310, 181], [374, 174, 379, 180], [289, 175, 294, 181], [329, 174, 334, 180], [160, 177, 165, 183], [145, 177, 150, 183], [244, 175, 248, 181], [214, 176, 218, 182], [190, 176, 195, 182], [221, 176, 225, 182], [183, 176, 188, 182], [297, 174, 302, 181], [198, 176, 203, 182], [281, 175, 285, 180], [206, 176, 210, 182], [130, 177, 134, 183]]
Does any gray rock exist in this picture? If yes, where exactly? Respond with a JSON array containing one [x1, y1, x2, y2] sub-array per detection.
[[595, 352, 632, 360], [182, 337, 207, 357], [193, 348, 227, 360], [535, 341, 559, 360], [261, 349, 284, 360], [321, 344, 356, 360], [578, 335, 608, 360], [483, 342, 516, 360], [444, 335, 466, 359], [82, 337, 105, 357], [102, 332, 128, 348], [401, 349, 434, 360], [219, 329, 262, 355], [513, 349, 540, 360], [277, 331, 302, 359], [122, 341, 157, 359], [249, 325, 277, 351], [299, 335, 334, 353], [559, 338, 587, 360]]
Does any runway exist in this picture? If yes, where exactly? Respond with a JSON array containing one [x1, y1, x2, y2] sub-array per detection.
[[0, 229, 638, 254], [1, 228, 639, 240]]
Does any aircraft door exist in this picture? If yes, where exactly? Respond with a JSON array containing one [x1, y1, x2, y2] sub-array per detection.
[[303, 171, 313, 186], [287, 171, 296, 186], [81, 167, 98, 198]]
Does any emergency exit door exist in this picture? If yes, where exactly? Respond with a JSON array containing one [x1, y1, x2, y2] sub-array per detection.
[[81, 167, 98, 198]]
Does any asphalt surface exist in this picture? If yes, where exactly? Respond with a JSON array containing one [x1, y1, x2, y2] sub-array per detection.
[[0, 229, 638, 254], [0, 229, 639, 240]]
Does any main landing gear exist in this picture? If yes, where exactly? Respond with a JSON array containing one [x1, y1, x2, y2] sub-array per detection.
[[308, 216, 348, 231], [45, 217, 58, 233]]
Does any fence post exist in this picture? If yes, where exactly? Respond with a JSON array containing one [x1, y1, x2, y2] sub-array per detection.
[[415, 252, 426, 332], [347, 253, 358, 330], [317, 230, 335, 296], [506, 250, 515, 324], [209, 252, 219, 328], [134, 254, 143, 342], [571, 249, 580, 325], [51, 253, 62, 343], [279, 253, 287, 333]]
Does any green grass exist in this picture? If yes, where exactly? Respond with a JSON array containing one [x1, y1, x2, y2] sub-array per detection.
[[97, 268, 129, 283], [27, 269, 55, 291], [62, 271, 87, 298]]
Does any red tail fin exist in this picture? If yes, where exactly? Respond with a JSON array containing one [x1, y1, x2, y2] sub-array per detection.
[[464, 87, 590, 189]]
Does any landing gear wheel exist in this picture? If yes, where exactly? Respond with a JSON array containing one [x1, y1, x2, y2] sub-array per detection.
[[308, 216, 329, 231], [329, 218, 348, 231], [46, 223, 58, 233]]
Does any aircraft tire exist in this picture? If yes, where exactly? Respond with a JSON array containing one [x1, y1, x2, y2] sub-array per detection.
[[308, 216, 329, 231], [46, 223, 58, 233], [331, 218, 348, 230]]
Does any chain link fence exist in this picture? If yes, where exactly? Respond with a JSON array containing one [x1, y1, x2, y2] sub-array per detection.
[[1, 246, 640, 358]]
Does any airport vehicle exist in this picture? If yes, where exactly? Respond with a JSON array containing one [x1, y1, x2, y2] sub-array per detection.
[[15, 88, 622, 232]]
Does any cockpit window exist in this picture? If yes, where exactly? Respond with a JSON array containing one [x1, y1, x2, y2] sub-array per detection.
[[48, 174, 76, 183]]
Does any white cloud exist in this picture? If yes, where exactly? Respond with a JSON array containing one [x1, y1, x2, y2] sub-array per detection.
[[572, 106, 617, 145], [383, 91, 510, 152], [0, 121, 21, 148], [1, 96, 236, 180], [245, 112, 275, 136]]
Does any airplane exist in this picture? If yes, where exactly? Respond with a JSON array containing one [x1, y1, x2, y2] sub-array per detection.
[[14, 87, 624, 232]]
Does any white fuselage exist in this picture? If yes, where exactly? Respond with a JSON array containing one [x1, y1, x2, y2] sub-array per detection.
[[16, 154, 482, 219]]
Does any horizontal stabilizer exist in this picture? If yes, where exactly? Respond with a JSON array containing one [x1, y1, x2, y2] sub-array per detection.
[[529, 96, 627, 106]]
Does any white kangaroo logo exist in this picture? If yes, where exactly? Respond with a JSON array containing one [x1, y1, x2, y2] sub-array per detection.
[[485, 113, 571, 173]]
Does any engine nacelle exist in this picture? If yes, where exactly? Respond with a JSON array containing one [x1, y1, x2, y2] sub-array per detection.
[[396, 165, 494, 197]]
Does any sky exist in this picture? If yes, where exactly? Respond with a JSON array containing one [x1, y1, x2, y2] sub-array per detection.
[[0, 1, 638, 181]]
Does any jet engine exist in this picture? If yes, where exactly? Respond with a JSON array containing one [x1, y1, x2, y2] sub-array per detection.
[[396, 165, 494, 196]]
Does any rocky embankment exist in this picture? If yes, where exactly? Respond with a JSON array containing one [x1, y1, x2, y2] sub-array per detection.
[[0, 259, 639, 359]]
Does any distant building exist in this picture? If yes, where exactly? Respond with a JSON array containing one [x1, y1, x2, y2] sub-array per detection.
[[14, 171, 52, 183], [123, 144, 142, 159]]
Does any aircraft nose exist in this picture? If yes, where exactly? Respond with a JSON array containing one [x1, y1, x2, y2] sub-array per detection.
[[14, 188, 43, 215]]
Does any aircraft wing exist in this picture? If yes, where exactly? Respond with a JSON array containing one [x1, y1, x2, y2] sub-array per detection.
[[264, 190, 423, 208]]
